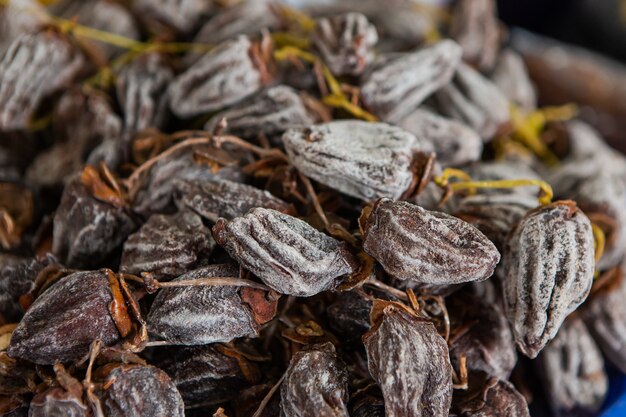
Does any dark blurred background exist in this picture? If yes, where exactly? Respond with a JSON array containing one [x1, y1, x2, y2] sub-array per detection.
[[498, 0, 626, 62]]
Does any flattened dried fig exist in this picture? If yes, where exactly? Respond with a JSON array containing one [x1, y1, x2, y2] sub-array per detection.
[[361, 198, 500, 285], [120, 210, 214, 280], [361, 40, 462, 123], [174, 178, 293, 222], [283, 121, 432, 201], [213, 208, 356, 297], [147, 263, 277, 344]]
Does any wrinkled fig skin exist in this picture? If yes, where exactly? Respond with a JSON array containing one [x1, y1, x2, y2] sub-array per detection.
[[26, 89, 123, 188], [132, 144, 247, 216], [581, 268, 626, 373], [174, 178, 293, 223], [120, 210, 214, 280], [100, 365, 185, 417], [204, 85, 315, 141], [283, 121, 432, 201], [52, 180, 137, 269], [192, 0, 280, 47], [361, 40, 463, 123], [361, 199, 500, 285], [312, 12, 378, 76], [116, 52, 173, 134], [8, 270, 121, 365], [29, 387, 89, 417], [168, 36, 264, 118], [213, 208, 356, 297], [363, 303, 453, 417], [280, 342, 350, 417], [537, 317, 608, 417], [449, 0, 500, 72], [447, 289, 517, 380], [491, 49, 537, 113], [156, 345, 253, 408], [53, 0, 140, 60], [454, 192, 539, 251], [147, 264, 275, 344], [0, 31, 88, 131], [399, 108, 483, 167], [132, 0, 215, 34], [502, 201, 595, 358], [0, 254, 56, 321], [454, 379, 530, 417], [0, 0, 48, 59], [549, 157, 626, 270], [433, 63, 510, 140]]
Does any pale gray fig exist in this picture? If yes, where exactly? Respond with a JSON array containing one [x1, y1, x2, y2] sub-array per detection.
[[132, 0, 215, 34], [432, 63, 509, 140], [283, 121, 432, 201], [581, 265, 626, 373], [399, 108, 483, 167], [192, 0, 280, 47], [312, 12, 378, 76], [116, 52, 173, 134], [147, 264, 277, 344], [168, 36, 266, 118], [204, 85, 314, 141], [361, 40, 463, 123], [502, 201, 595, 358], [0, 31, 88, 130], [449, 0, 501, 71], [491, 49, 537, 113], [174, 178, 293, 222], [120, 210, 214, 280]]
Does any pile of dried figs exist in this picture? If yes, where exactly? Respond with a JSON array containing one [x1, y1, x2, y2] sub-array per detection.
[[1, 0, 626, 416]]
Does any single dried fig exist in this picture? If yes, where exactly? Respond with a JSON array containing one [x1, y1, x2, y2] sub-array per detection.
[[361, 198, 500, 285], [363, 300, 453, 417], [283, 121, 432, 201], [147, 263, 277, 344], [174, 178, 293, 223], [502, 201, 595, 358], [280, 342, 349, 417], [312, 12, 378, 76], [120, 210, 214, 280], [213, 208, 356, 297], [168, 36, 266, 118], [204, 85, 315, 142], [361, 40, 463, 123], [8, 270, 123, 364], [99, 364, 184, 417]]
